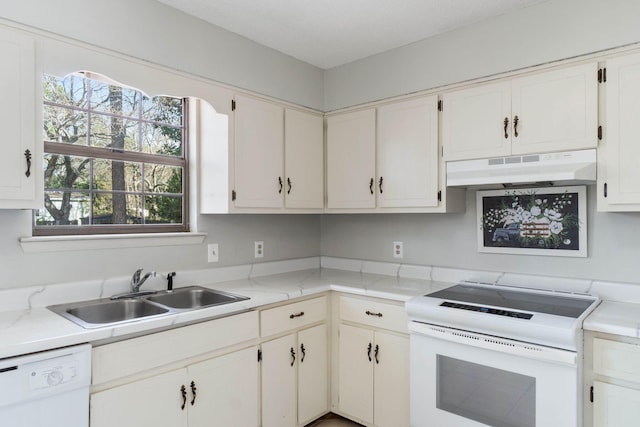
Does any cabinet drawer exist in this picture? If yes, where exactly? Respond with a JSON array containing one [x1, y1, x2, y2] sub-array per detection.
[[93, 310, 258, 385], [594, 338, 640, 382], [339, 296, 408, 333], [260, 296, 327, 337]]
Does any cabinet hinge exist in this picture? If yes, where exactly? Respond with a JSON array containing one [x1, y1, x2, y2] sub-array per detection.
[[590, 385, 594, 403], [437, 99, 443, 112], [257, 348, 262, 362], [437, 191, 442, 202], [604, 183, 608, 198], [232, 190, 237, 201], [598, 125, 603, 140], [598, 68, 607, 83], [231, 99, 236, 111]]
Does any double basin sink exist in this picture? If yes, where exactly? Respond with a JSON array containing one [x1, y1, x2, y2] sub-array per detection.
[[48, 286, 249, 329]]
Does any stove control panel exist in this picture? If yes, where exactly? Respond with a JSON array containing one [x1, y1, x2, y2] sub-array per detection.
[[440, 301, 533, 319]]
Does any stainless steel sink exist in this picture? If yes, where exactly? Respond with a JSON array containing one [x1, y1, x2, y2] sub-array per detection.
[[48, 286, 249, 328], [146, 287, 248, 309], [51, 299, 170, 328]]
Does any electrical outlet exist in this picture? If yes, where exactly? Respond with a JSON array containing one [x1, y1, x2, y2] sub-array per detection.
[[393, 241, 403, 259], [207, 243, 219, 263], [254, 241, 264, 258]]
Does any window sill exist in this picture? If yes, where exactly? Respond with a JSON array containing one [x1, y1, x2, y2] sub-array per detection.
[[19, 232, 207, 253]]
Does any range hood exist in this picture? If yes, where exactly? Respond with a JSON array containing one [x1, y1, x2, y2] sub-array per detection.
[[446, 149, 596, 188]]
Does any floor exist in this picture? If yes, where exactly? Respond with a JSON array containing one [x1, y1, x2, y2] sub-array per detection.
[[306, 413, 364, 427]]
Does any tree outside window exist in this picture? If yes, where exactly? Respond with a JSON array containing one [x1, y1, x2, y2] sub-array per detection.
[[34, 73, 187, 235]]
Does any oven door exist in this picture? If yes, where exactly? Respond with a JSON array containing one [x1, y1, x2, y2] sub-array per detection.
[[409, 322, 579, 427]]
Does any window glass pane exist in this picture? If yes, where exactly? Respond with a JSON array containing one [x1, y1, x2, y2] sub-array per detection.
[[43, 74, 88, 107], [143, 96, 183, 126], [38, 73, 186, 234], [145, 195, 183, 224], [44, 154, 91, 191], [142, 123, 182, 156], [144, 164, 182, 194], [89, 80, 140, 117], [43, 106, 88, 145], [37, 191, 91, 226]]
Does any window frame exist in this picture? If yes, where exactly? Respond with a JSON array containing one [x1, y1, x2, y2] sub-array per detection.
[[34, 74, 190, 236]]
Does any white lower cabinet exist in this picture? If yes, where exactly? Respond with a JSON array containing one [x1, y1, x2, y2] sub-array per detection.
[[262, 324, 328, 427], [90, 346, 258, 427], [588, 335, 640, 427], [336, 295, 410, 427], [338, 325, 409, 427], [260, 296, 329, 427]]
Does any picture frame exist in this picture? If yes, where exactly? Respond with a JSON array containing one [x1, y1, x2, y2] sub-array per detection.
[[477, 186, 587, 257]]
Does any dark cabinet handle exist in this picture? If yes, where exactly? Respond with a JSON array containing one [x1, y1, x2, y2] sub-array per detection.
[[180, 384, 187, 410], [289, 311, 304, 319], [24, 149, 32, 178], [367, 342, 372, 362], [278, 176, 283, 194], [290, 347, 296, 367], [369, 178, 374, 194], [374, 344, 380, 364], [287, 177, 292, 194], [190, 380, 197, 406], [366, 310, 383, 318], [504, 117, 509, 139], [300, 343, 306, 363], [513, 115, 519, 138], [378, 177, 383, 194]]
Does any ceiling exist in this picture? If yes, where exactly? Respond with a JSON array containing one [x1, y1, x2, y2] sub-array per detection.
[[155, 0, 549, 69]]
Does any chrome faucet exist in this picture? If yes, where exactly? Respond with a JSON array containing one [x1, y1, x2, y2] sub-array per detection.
[[131, 268, 156, 293]]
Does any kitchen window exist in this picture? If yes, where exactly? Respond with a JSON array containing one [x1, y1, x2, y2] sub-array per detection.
[[34, 72, 188, 235]]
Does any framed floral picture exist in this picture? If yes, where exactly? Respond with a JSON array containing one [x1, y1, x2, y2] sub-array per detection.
[[477, 186, 587, 257]]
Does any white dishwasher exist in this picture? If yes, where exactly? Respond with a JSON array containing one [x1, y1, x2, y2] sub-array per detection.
[[0, 343, 91, 427]]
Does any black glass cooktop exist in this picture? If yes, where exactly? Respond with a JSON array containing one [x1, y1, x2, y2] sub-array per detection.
[[427, 284, 594, 319]]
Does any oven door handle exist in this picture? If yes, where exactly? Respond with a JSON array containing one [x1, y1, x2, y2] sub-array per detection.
[[408, 321, 577, 366]]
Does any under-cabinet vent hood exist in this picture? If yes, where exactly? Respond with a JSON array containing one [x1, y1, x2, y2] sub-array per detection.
[[446, 149, 596, 188]]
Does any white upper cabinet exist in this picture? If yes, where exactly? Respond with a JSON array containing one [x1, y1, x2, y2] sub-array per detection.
[[233, 94, 284, 209], [0, 27, 41, 209], [442, 62, 598, 161], [326, 109, 376, 209], [441, 81, 512, 161], [284, 108, 324, 209], [326, 98, 463, 212], [200, 94, 323, 213], [377, 96, 439, 208], [598, 52, 640, 211]]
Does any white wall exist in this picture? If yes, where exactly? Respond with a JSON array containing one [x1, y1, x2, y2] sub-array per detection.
[[324, 0, 640, 110], [0, 0, 324, 110], [321, 186, 640, 284]]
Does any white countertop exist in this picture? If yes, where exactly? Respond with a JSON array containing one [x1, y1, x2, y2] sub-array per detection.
[[3, 255, 640, 360], [0, 267, 450, 360]]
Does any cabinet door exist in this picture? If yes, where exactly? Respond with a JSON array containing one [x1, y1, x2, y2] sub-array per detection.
[[298, 324, 329, 425], [0, 27, 39, 208], [188, 347, 259, 427], [374, 332, 410, 427], [262, 334, 297, 427], [377, 96, 439, 208], [233, 94, 284, 208], [90, 368, 187, 427], [599, 53, 640, 210], [511, 62, 598, 155], [441, 81, 512, 161], [338, 324, 374, 424], [593, 381, 640, 426], [284, 108, 324, 209], [326, 109, 376, 209]]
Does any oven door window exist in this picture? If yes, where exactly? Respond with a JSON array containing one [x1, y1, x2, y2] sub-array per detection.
[[437, 355, 535, 427]]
